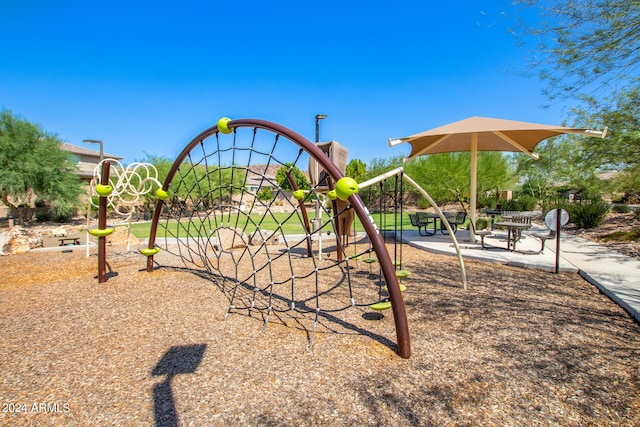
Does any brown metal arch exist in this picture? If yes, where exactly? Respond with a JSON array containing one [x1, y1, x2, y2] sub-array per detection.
[[145, 118, 410, 358]]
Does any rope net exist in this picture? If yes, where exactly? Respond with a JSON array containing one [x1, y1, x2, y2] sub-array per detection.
[[151, 124, 390, 323]]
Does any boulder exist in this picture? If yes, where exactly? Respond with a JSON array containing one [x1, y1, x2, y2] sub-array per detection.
[[248, 230, 280, 246], [215, 228, 247, 251], [1, 226, 43, 255], [106, 227, 140, 246]]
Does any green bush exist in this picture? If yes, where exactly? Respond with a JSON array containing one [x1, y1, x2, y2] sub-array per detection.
[[517, 195, 539, 211], [633, 206, 640, 220], [500, 199, 520, 211], [540, 198, 572, 215], [569, 199, 610, 229], [476, 217, 490, 230], [612, 204, 631, 213], [35, 210, 52, 222], [417, 198, 431, 209], [256, 187, 273, 201], [477, 195, 497, 209]]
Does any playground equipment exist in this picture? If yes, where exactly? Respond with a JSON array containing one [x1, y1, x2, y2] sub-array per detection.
[[358, 167, 468, 289], [87, 159, 163, 282], [142, 118, 411, 358]]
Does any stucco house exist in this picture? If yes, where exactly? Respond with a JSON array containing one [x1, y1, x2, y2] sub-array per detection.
[[60, 143, 123, 182]]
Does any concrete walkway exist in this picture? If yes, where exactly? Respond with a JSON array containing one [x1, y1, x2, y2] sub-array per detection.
[[402, 225, 640, 322]]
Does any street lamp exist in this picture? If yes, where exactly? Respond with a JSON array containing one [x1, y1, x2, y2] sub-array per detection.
[[82, 139, 104, 162], [315, 114, 327, 143]]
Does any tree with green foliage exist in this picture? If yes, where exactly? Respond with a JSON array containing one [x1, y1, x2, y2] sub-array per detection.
[[405, 152, 515, 210], [175, 163, 245, 208], [364, 155, 405, 181], [276, 163, 310, 191], [135, 154, 173, 212], [512, 0, 640, 103], [477, 152, 518, 202], [404, 153, 470, 208], [345, 159, 367, 183], [0, 110, 83, 221], [570, 89, 640, 173]]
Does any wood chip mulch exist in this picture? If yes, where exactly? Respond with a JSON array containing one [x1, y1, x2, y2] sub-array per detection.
[[1, 242, 639, 426]]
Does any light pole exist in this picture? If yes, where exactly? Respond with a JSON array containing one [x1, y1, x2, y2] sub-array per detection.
[[315, 114, 327, 143], [83, 139, 104, 163], [313, 114, 327, 260]]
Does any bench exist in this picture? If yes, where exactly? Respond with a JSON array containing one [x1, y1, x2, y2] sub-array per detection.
[[532, 229, 556, 254], [58, 237, 80, 246], [409, 213, 436, 236], [468, 219, 492, 250], [440, 211, 466, 235]]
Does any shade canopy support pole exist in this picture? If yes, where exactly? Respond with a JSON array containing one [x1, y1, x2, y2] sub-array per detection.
[[469, 133, 478, 244]]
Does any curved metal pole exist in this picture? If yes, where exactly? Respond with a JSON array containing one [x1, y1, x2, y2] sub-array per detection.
[[359, 166, 468, 289], [402, 173, 468, 289], [145, 118, 411, 358]]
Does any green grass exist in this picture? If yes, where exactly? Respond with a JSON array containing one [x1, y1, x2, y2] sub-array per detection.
[[128, 211, 414, 239]]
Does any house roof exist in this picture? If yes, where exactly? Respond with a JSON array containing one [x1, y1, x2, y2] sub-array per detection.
[[60, 143, 123, 160]]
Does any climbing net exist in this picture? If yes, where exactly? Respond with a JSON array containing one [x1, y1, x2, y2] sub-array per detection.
[[145, 118, 410, 357]]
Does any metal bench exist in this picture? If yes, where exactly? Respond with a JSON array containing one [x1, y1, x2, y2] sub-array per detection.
[[409, 213, 436, 236], [532, 229, 556, 254], [469, 219, 493, 250], [440, 211, 466, 235]]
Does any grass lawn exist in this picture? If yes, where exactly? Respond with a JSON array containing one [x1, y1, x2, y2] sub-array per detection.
[[128, 211, 415, 239]]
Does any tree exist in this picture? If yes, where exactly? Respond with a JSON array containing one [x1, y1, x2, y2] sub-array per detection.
[[345, 159, 367, 183], [570, 88, 640, 172], [511, 1, 640, 201], [404, 154, 470, 208], [0, 110, 83, 221], [276, 163, 310, 191], [137, 154, 174, 211], [405, 152, 515, 210], [477, 152, 518, 201], [512, 0, 640, 103]]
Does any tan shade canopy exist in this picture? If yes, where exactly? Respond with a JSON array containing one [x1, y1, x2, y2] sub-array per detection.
[[390, 116, 607, 242], [393, 116, 607, 159]]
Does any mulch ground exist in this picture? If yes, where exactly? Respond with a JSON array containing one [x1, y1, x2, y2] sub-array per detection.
[[1, 241, 639, 426]]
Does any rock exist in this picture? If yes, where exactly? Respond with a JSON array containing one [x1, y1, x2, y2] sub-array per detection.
[[106, 227, 140, 246], [1, 226, 43, 255], [215, 228, 247, 250], [248, 230, 279, 246]]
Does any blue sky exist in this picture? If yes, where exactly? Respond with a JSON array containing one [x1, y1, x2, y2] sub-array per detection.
[[0, 0, 568, 164]]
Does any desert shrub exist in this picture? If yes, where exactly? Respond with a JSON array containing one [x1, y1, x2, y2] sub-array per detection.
[[35, 210, 52, 222], [517, 195, 539, 211], [612, 204, 631, 213], [477, 195, 497, 209], [568, 198, 610, 229], [500, 199, 520, 211], [632, 206, 640, 220], [417, 198, 431, 209], [256, 188, 273, 201], [476, 217, 490, 230], [54, 212, 72, 223], [540, 198, 572, 215]]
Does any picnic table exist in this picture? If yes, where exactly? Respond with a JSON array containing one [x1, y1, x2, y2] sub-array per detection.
[[409, 213, 438, 236], [493, 221, 531, 251], [58, 237, 80, 246]]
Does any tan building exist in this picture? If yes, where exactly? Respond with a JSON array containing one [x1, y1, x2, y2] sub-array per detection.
[[60, 143, 123, 181]]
